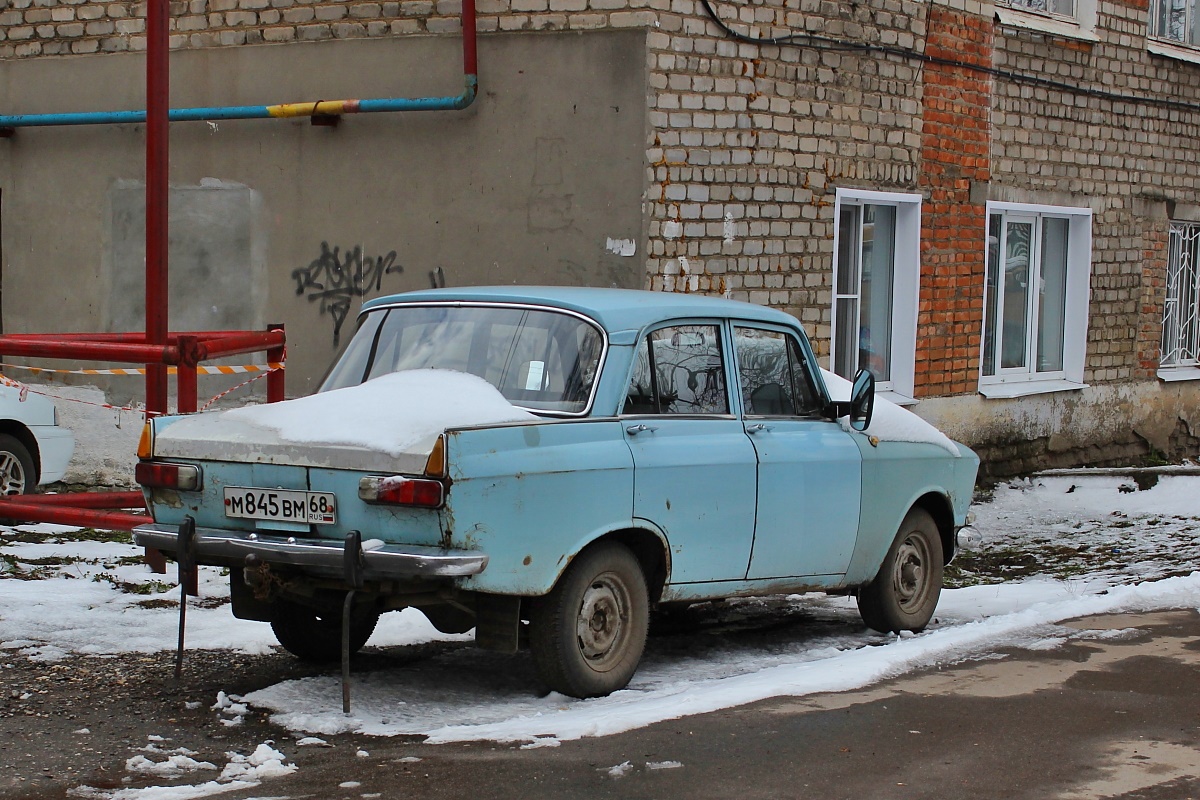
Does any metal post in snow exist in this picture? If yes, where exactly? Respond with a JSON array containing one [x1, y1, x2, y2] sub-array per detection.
[[145, 0, 170, 417]]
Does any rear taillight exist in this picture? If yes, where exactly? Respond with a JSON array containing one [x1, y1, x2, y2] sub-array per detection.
[[136, 461, 202, 491], [136, 422, 154, 459], [359, 475, 445, 509]]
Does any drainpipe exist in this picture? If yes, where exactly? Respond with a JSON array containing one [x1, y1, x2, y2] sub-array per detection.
[[0, 0, 477, 131]]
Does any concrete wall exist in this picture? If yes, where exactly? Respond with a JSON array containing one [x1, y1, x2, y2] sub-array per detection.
[[0, 30, 648, 395]]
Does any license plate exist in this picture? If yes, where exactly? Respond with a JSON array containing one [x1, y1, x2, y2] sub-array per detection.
[[224, 487, 337, 525]]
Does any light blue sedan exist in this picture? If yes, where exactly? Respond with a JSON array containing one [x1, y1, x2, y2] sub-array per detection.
[[134, 287, 979, 698]]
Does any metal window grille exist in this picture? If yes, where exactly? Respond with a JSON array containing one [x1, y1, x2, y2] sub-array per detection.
[[1162, 222, 1200, 368]]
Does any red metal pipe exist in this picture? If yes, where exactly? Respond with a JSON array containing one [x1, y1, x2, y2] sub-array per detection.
[[463, 0, 477, 78], [177, 336, 198, 413], [193, 331, 288, 360], [14, 491, 146, 509], [0, 501, 148, 531], [0, 340, 180, 363], [267, 323, 285, 403], [0, 333, 155, 342], [145, 0, 170, 416], [0, 331, 276, 342]]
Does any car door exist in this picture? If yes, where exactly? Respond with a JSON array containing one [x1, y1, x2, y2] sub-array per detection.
[[732, 325, 863, 579], [622, 322, 758, 584]]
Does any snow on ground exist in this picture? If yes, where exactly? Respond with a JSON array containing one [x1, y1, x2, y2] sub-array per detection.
[[2, 473, 1199, 789]]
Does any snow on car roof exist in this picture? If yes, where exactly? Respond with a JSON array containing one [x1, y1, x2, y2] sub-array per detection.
[[222, 369, 535, 457]]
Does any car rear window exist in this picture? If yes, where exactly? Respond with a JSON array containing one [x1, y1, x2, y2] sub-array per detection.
[[320, 304, 604, 415]]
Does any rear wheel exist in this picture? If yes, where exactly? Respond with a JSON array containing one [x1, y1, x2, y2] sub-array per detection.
[[857, 507, 943, 634], [270, 599, 378, 662], [529, 542, 649, 698], [0, 434, 35, 495]]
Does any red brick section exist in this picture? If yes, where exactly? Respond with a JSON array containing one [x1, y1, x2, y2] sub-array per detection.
[[1136, 218, 1168, 378], [916, 6, 993, 397]]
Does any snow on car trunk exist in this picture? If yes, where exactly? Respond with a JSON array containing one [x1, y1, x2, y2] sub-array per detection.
[[154, 370, 537, 472]]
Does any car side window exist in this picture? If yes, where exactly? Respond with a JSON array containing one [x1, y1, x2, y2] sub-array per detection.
[[624, 324, 729, 415], [734, 327, 822, 416]]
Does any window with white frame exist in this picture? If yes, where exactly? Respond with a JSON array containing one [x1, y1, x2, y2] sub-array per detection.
[[981, 203, 1092, 397], [1003, 0, 1075, 17], [831, 190, 920, 403], [1160, 221, 1200, 377], [995, 0, 1097, 41], [1151, 0, 1200, 47]]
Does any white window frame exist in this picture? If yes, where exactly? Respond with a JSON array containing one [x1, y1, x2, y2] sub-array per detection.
[[980, 201, 1092, 399], [1148, 0, 1200, 64], [831, 189, 921, 405], [1159, 220, 1200, 382], [995, 0, 1099, 42]]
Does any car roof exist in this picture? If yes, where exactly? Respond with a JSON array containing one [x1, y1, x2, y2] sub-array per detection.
[[360, 286, 801, 335]]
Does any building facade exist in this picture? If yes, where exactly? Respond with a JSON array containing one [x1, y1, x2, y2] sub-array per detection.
[[1, 0, 1198, 477]]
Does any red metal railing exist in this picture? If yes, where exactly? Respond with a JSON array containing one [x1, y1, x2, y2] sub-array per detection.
[[0, 328, 285, 557]]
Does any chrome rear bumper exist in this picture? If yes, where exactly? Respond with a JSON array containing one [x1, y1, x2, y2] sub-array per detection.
[[132, 522, 487, 580]]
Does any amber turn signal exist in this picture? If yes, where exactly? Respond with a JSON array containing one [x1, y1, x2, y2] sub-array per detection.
[[136, 422, 153, 459]]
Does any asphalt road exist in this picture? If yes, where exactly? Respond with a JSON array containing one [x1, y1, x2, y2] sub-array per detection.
[[3, 608, 1198, 800]]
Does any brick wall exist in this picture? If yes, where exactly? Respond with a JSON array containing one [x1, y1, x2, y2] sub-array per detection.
[[991, 0, 1200, 387], [917, 5, 992, 396]]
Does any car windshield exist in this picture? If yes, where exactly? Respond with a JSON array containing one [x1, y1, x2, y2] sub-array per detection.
[[320, 304, 605, 414]]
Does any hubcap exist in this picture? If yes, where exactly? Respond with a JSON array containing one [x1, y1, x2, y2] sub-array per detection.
[[892, 535, 930, 612], [0, 451, 26, 495], [576, 573, 631, 670]]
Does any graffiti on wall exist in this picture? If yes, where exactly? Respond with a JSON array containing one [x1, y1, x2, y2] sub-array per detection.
[[292, 242, 403, 345]]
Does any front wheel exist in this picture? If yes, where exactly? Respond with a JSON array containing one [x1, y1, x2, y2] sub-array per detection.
[[270, 600, 378, 662], [529, 542, 650, 698], [0, 434, 36, 495], [857, 507, 943, 634]]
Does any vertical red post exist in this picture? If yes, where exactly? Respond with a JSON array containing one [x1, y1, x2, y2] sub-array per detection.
[[267, 323, 285, 403], [145, 0, 170, 416], [176, 336, 198, 414], [462, 0, 477, 78]]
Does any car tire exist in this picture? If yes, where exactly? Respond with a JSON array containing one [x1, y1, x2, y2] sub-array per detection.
[[857, 507, 943, 634], [0, 434, 36, 495], [529, 541, 650, 699], [270, 600, 378, 662]]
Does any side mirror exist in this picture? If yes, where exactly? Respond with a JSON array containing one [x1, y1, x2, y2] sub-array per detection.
[[848, 369, 875, 432]]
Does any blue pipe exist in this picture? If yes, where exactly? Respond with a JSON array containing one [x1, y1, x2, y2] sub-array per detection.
[[0, 75, 476, 129]]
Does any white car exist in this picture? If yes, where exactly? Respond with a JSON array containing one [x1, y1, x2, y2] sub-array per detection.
[[0, 384, 74, 494]]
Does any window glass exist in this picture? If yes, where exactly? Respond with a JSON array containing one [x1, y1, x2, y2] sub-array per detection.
[[1002, 0, 1076, 15], [1000, 218, 1033, 370], [1037, 217, 1070, 372], [982, 206, 1089, 388], [734, 328, 820, 416], [834, 203, 897, 382], [1162, 221, 1200, 369], [624, 324, 728, 415], [1152, 0, 1200, 46], [320, 305, 603, 414]]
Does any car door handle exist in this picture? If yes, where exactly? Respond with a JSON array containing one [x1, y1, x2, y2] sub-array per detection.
[[626, 424, 658, 435], [746, 423, 772, 433]]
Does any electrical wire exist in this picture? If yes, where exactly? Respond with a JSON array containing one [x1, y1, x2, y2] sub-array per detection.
[[696, 0, 1200, 118]]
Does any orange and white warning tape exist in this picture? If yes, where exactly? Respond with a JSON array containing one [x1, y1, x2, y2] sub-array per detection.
[[198, 370, 276, 412], [0, 372, 148, 415], [0, 362, 284, 377], [0, 365, 284, 417]]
